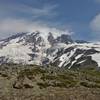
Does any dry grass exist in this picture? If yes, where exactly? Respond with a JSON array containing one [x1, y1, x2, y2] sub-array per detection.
[[0, 64, 100, 100]]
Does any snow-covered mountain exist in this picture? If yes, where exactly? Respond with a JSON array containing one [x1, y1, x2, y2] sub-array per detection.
[[0, 31, 100, 69]]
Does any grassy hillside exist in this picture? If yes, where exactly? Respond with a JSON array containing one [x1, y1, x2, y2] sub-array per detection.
[[0, 64, 100, 100]]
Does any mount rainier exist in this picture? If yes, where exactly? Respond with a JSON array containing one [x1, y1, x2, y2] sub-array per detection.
[[0, 31, 100, 69]]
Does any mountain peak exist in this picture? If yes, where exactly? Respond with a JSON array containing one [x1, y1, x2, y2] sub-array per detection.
[[0, 31, 100, 69]]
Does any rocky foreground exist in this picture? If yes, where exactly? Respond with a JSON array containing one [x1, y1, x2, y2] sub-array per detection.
[[0, 64, 100, 100]]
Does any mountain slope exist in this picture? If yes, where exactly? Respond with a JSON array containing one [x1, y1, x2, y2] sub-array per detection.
[[0, 31, 100, 68]]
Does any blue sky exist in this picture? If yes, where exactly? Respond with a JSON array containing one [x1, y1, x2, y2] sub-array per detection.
[[0, 0, 100, 41]]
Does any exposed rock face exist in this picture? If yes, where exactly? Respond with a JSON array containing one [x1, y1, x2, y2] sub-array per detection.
[[0, 31, 100, 68], [57, 34, 73, 44]]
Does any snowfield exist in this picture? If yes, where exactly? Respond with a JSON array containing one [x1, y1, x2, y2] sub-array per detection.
[[0, 31, 100, 68]]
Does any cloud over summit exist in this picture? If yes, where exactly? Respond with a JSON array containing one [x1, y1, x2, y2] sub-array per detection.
[[0, 18, 72, 39], [0, 1, 65, 39]]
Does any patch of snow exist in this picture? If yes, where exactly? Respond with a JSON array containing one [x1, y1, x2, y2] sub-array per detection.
[[68, 53, 83, 69], [77, 60, 86, 64], [0, 42, 33, 64], [91, 53, 100, 67], [59, 48, 76, 67], [68, 60, 77, 69], [75, 54, 83, 59], [9, 37, 21, 43]]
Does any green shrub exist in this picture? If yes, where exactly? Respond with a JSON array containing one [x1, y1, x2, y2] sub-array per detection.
[[41, 75, 56, 81], [80, 81, 100, 88], [37, 82, 50, 89], [17, 67, 46, 79]]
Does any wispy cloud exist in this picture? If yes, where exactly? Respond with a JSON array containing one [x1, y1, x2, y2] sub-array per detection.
[[0, 1, 64, 39], [29, 4, 58, 18], [95, 0, 100, 2], [90, 13, 100, 33], [0, 2, 58, 19], [0, 18, 72, 39], [92, 0, 100, 3]]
